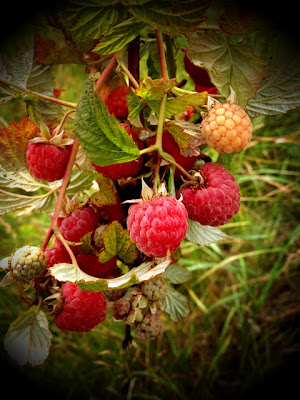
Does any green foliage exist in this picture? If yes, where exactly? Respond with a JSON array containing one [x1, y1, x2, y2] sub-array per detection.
[[74, 74, 140, 166]]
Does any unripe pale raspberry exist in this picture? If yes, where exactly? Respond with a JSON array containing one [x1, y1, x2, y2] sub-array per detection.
[[10, 245, 47, 283], [177, 163, 240, 226], [141, 276, 169, 301], [54, 282, 107, 332], [202, 102, 252, 153], [93, 224, 110, 248], [134, 313, 162, 341], [127, 196, 188, 258]]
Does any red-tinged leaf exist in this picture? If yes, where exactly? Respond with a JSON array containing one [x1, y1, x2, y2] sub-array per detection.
[[0, 117, 39, 169], [53, 88, 65, 98], [34, 31, 81, 65]]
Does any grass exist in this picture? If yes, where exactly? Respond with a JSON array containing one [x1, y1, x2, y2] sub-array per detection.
[[0, 62, 300, 399]]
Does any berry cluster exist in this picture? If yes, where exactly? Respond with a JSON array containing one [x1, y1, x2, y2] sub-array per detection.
[[2, 50, 253, 350]]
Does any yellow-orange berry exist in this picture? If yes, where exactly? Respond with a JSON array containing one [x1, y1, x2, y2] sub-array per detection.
[[202, 103, 252, 153]]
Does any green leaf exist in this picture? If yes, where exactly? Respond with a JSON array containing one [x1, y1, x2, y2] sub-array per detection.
[[186, 219, 232, 247], [161, 286, 190, 321], [0, 42, 60, 121], [163, 263, 192, 284], [4, 306, 52, 366], [60, 3, 123, 41], [246, 36, 300, 117], [128, 1, 209, 35], [93, 17, 145, 54], [186, 31, 269, 108], [74, 74, 140, 167], [66, 168, 96, 197], [98, 221, 138, 264]]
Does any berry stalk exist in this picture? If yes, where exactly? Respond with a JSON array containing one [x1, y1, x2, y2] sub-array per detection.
[[41, 138, 80, 251]]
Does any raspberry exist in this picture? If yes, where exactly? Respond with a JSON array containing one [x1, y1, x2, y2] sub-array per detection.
[[45, 247, 72, 267], [54, 282, 107, 332], [58, 206, 99, 244], [202, 102, 252, 153], [134, 313, 162, 341], [141, 276, 169, 301], [92, 123, 143, 180], [113, 298, 131, 320], [147, 130, 198, 179], [10, 245, 47, 283], [76, 253, 119, 278], [184, 54, 217, 93], [127, 196, 188, 258], [26, 142, 71, 182], [105, 85, 130, 118], [177, 163, 240, 226]]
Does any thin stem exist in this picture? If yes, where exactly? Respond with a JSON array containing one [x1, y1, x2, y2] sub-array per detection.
[[0, 79, 77, 108], [119, 62, 139, 89], [164, 34, 176, 79], [95, 54, 117, 94], [155, 30, 169, 80], [41, 138, 80, 251], [155, 94, 167, 153], [161, 151, 197, 181]]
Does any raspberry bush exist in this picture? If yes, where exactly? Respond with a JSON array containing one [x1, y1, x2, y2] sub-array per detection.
[[0, 1, 299, 367]]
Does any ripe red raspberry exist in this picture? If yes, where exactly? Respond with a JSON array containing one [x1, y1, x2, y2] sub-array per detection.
[[177, 163, 240, 226], [147, 130, 198, 179], [58, 206, 98, 247], [54, 282, 107, 332], [105, 85, 130, 118], [184, 54, 217, 94], [92, 123, 143, 180], [26, 142, 71, 182], [127, 196, 188, 258], [202, 102, 252, 153], [76, 253, 119, 278], [45, 247, 72, 267]]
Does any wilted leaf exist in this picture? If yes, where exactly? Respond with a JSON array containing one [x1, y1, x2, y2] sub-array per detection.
[[90, 174, 119, 207], [4, 306, 53, 366], [161, 286, 190, 321], [186, 31, 269, 108], [0, 117, 40, 191], [186, 219, 232, 247], [98, 221, 138, 264], [51, 257, 172, 292], [74, 74, 140, 166], [136, 77, 177, 100]]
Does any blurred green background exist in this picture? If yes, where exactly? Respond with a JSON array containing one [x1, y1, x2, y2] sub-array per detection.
[[1, 55, 300, 399]]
